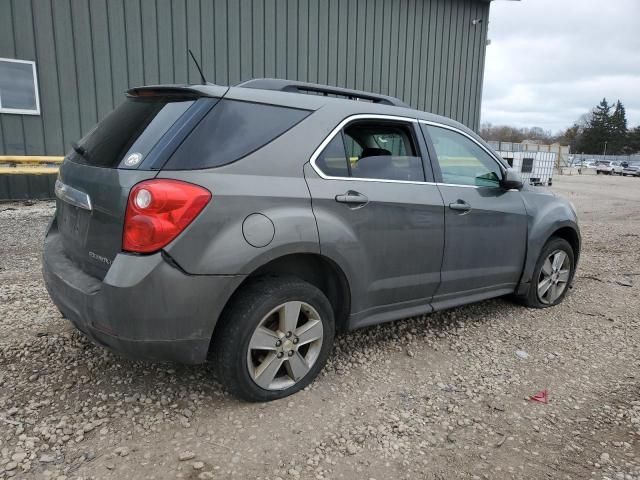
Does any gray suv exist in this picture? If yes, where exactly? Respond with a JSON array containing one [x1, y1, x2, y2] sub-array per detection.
[[43, 79, 580, 401]]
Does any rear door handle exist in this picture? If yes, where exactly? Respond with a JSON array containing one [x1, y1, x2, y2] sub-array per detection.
[[335, 190, 369, 207], [449, 200, 471, 213]]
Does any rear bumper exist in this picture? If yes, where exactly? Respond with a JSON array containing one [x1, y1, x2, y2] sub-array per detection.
[[42, 224, 244, 364]]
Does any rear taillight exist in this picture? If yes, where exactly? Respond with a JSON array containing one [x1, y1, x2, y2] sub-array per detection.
[[123, 179, 211, 253]]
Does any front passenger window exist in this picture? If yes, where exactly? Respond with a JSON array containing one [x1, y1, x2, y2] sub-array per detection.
[[425, 125, 502, 187]]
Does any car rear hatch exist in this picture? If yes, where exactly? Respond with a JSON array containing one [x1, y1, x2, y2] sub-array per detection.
[[54, 85, 227, 279]]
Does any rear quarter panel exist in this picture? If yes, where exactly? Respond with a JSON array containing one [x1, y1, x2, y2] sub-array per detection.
[[157, 170, 320, 274]]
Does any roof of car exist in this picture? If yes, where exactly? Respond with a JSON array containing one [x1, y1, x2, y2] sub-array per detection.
[[128, 79, 481, 143]]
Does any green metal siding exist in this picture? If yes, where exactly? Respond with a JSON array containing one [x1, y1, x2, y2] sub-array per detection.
[[0, 0, 490, 156]]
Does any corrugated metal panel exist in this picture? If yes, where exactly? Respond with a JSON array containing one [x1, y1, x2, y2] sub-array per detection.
[[0, 0, 490, 156], [0, 173, 57, 201]]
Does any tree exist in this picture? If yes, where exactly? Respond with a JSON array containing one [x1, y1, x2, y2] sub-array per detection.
[[556, 123, 582, 153], [479, 123, 526, 143], [610, 100, 628, 154], [479, 99, 638, 154], [478, 123, 554, 144], [576, 98, 612, 154], [626, 126, 640, 154]]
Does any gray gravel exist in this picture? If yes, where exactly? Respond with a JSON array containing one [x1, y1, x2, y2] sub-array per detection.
[[0, 174, 639, 480]]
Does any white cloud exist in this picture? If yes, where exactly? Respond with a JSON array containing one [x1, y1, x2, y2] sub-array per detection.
[[481, 0, 640, 132]]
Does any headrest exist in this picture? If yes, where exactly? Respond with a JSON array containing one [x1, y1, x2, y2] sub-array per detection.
[[360, 147, 392, 158]]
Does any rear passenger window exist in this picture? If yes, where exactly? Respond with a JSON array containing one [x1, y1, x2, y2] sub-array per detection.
[[164, 99, 311, 170], [314, 120, 425, 182], [316, 135, 350, 177]]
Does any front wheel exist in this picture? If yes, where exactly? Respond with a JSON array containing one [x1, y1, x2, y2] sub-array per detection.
[[520, 237, 575, 308], [211, 276, 335, 401]]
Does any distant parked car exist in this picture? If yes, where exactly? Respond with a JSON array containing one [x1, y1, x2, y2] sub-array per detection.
[[622, 165, 640, 177], [596, 161, 623, 175], [581, 160, 597, 169]]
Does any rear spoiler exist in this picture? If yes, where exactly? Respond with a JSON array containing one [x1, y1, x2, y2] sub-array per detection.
[[126, 84, 229, 99]]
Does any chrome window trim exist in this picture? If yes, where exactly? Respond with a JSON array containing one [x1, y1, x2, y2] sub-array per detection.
[[54, 179, 93, 211], [435, 182, 486, 189], [308, 114, 506, 190], [308, 114, 438, 185]]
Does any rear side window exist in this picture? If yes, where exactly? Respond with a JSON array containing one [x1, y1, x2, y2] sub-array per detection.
[[314, 120, 425, 182], [70, 98, 193, 168], [315, 135, 350, 177], [163, 99, 311, 170]]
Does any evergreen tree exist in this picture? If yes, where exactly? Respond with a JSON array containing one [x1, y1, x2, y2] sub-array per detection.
[[576, 98, 612, 154], [626, 126, 640, 154], [610, 100, 628, 154]]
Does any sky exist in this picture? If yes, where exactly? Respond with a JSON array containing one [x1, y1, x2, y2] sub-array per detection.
[[481, 0, 640, 133]]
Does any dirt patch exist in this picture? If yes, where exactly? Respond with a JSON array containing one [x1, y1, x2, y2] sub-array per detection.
[[0, 175, 639, 480]]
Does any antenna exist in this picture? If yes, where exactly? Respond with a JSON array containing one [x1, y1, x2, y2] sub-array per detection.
[[188, 49, 207, 85]]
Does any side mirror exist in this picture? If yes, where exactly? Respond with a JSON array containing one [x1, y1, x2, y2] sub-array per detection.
[[500, 168, 524, 190]]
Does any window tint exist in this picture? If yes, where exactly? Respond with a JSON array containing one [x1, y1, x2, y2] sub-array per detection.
[[164, 99, 311, 170], [315, 135, 350, 177], [70, 98, 194, 168], [0, 58, 39, 114], [425, 125, 502, 187], [343, 134, 362, 159]]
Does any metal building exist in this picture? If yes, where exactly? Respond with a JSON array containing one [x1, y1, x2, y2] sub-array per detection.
[[0, 0, 490, 156]]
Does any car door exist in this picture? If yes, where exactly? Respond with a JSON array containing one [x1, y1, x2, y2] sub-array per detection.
[[420, 122, 528, 308], [304, 116, 445, 326]]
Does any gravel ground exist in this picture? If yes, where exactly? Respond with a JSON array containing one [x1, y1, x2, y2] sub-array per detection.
[[0, 174, 639, 480]]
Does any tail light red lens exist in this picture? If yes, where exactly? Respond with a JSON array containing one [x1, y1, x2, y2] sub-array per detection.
[[123, 179, 211, 253]]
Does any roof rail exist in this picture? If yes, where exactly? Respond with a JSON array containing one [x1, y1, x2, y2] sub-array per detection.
[[236, 78, 410, 108]]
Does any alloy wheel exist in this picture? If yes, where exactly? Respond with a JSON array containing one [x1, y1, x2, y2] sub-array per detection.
[[537, 249, 571, 304], [246, 301, 324, 390]]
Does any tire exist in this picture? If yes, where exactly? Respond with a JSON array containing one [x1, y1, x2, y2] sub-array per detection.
[[211, 276, 335, 402], [520, 237, 575, 308]]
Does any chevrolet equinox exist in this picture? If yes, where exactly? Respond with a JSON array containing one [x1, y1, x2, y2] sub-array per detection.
[[43, 79, 580, 401]]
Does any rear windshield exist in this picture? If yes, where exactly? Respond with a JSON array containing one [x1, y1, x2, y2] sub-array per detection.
[[162, 99, 311, 170], [69, 97, 193, 168]]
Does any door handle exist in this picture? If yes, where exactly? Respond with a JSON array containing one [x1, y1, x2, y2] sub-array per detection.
[[335, 191, 369, 207], [449, 200, 472, 213]]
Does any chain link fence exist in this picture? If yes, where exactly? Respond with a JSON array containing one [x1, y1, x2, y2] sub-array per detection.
[[568, 153, 640, 165]]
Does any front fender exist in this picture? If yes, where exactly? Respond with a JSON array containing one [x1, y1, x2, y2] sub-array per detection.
[[518, 188, 581, 291]]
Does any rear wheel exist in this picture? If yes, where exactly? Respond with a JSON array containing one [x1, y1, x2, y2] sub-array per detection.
[[212, 276, 335, 401], [521, 237, 575, 308]]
